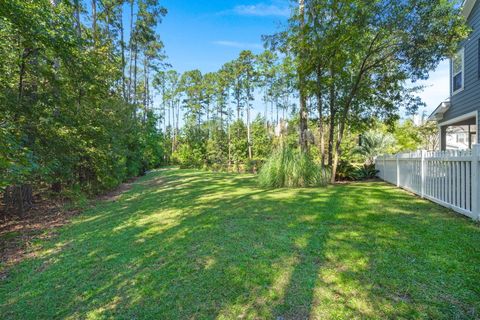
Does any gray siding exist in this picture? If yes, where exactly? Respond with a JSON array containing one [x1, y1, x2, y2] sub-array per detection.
[[440, 0, 480, 143]]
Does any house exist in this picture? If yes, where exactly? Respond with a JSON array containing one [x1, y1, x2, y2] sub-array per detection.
[[429, 0, 479, 150]]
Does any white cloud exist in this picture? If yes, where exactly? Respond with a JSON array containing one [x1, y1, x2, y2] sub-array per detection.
[[213, 40, 263, 50], [231, 3, 290, 17]]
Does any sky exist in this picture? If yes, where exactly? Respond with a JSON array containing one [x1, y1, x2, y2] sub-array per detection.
[[158, 0, 290, 72], [156, 0, 451, 120]]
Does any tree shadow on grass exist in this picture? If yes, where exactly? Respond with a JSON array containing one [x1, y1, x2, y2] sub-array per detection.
[[1, 169, 480, 319]]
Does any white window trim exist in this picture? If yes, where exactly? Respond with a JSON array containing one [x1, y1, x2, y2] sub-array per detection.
[[452, 47, 465, 95]]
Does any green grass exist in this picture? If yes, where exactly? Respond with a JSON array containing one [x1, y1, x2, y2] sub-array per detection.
[[1, 168, 480, 319]]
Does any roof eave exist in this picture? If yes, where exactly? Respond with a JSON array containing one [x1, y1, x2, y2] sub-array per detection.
[[428, 101, 451, 121], [463, 0, 477, 19]]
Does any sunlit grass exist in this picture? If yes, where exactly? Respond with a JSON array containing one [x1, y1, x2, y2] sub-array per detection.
[[1, 168, 479, 319]]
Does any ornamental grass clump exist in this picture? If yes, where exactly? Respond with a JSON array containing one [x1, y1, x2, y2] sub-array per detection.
[[258, 145, 330, 188]]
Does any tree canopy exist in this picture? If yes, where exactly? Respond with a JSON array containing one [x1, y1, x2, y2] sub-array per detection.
[[0, 0, 468, 211]]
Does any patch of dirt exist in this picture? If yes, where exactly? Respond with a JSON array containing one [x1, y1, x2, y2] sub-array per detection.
[[0, 196, 80, 279], [334, 178, 382, 184], [0, 177, 140, 279], [96, 177, 138, 202]]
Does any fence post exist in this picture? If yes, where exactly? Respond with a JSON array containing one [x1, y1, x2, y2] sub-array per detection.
[[383, 156, 386, 180], [396, 154, 400, 187], [421, 150, 426, 198], [472, 145, 480, 220]]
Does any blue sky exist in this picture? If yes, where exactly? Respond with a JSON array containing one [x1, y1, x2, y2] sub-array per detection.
[[156, 0, 450, 119], [158, 0, 290, 73]]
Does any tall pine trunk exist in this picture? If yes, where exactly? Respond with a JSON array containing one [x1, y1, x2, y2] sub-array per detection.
[[143, 56, 148, 123], [316, 67, 325, 166], [92, 0, 97, 46], [119, 6, 127, 101], [327, 67, 336, 167], [128, 0, 134, 103], [247, 103, 252, 159], [133, 45, 138, 118], [298, 0, 308, 153]]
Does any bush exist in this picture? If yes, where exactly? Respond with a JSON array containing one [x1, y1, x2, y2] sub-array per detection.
[[336, 161, 379, 181], [245, 158, 264, 174], [352, 164, 378, 180], [258, 145, 330, 188], [209, 163, 228, 172], [335, 160, 358, 181]]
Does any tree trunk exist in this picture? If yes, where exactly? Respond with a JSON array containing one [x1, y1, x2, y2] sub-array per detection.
[[18, 49, 28, 101], [4, 185, 33, 218], [264, 92, 268, 127], [168, 98, 172, 129], [74, 0, 81, 37], [236, 100, 240, 122], [74, 0, 83, 109], [92, 0, 97, 46], [316, 67, 325, 166], [133, 45, 138, 118], [143, 56, 148, 123], [175, 100, 180, 151], [276, 103, 279, 125], [128, 0, 135, 103], [119, 5, 127, 101], [327, 66, 336, 167], [297, 0, 308, 153], [228, 121, 232, 170], [163, 88, 166, 133], [171, 101, 175, 155], [247, 104, 252, 159]]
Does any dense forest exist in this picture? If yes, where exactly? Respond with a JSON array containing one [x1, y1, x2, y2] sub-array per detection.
[[1, 0, 467, 214]]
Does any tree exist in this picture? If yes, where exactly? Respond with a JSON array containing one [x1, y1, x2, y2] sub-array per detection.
[[0, 0, 167, 213], [256, 50, 277, 126], [268, 0, 468, 182], [392, 119, 422, 152], [237, 50, 257, 159], [179, 70, 205, 124], [251, 115, 272, 160], [353, 130, 395, 165]]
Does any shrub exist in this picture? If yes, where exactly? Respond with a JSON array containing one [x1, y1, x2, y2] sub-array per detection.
[[335, 160, 358, 181], [245, 158, 264, 174], [352, 164, 379, 180], [353, 130, 395, 165], [258, 145, 330, 188]]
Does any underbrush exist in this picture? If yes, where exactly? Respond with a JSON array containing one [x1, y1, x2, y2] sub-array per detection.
[[336, 161, 379, 181]]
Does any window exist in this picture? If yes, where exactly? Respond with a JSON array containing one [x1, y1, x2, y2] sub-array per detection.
[[478, 39, 480, 78], [452, 48, 464, 94]]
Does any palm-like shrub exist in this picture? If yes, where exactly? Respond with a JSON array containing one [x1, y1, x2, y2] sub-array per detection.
[[353, 130, 395, 165], [258, 145, 330, 188]]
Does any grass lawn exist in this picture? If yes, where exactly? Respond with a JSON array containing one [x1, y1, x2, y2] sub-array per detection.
[[1, 168, 480, 319]]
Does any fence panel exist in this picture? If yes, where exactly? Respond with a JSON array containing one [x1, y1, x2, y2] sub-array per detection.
[[376, 146, 480, 220]]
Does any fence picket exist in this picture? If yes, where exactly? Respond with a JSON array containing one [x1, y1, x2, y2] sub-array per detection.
[[455, 162, 461, 207], [466, 162, 471, 211], [376, 147, 479, 219], [461, 162, 465, 209]]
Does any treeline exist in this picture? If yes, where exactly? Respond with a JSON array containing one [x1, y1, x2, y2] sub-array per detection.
[[154, 50, 297, 171], [1, 0, 167, 213], [1, 0, 469, 210], [157, 0, 467, 181]]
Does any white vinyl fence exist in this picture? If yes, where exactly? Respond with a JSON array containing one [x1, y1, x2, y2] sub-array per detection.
[[375, 145, 480, 220]]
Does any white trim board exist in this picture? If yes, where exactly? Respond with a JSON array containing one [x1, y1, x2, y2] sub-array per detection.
[[463, 0, 477, 19], [438, 110, 478, 126]]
